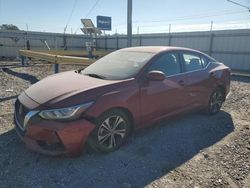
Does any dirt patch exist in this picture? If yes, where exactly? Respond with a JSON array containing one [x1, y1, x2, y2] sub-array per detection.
[[0, 61, 249, 188]]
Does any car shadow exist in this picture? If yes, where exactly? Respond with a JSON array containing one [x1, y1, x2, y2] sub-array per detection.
[[2, 68, 39, 84], [0, 111, 234, 188]]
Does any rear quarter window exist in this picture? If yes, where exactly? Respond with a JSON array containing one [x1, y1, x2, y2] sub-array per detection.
[[206, 56, 216, 63], [200, 55, 208, 67]]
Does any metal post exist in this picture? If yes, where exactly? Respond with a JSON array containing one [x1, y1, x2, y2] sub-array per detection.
[[210, 21, 213, 31], [88, 50, 93, 58], [168, 24, 172, 46], [116, 36, 119, 49], [208, 21, 214, 56], [105, 36, 107, 51], [137, 26, 140, 46], [23, 33, 29, 65], [209, 33, 214, 56], [54, 37, 59, 73], [54, 64, 59, 73], [21, 56, 25, 66], [63, 33, 67, 50], [127, 0, 132, 47], [168, 35, 172, 46]]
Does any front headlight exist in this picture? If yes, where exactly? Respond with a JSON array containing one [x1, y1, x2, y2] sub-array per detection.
[[39, 101, 94, 120]]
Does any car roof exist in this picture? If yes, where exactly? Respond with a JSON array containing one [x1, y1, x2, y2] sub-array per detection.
[[119, 46, 203, 54]]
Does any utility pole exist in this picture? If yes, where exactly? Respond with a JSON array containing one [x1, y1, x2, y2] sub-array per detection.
[[127, 0, 132, 47], [63, 26, 67, 50], [0, 0, 2, 21], [210, 21, 213, 31]]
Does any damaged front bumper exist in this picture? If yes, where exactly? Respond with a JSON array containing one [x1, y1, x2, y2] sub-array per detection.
[[14, 102, 95, 157]]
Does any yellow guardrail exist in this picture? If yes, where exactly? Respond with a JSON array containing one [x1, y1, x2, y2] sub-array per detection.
[[33, 49, 111, 57], [19, 50, 95, 65]]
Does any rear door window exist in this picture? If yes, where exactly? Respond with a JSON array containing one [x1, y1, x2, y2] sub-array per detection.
[[182, 53, 203, 72]]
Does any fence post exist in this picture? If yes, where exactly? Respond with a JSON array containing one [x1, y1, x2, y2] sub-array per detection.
[[168, 24, 172, 46], [88, 50, 93, 58], [63, 34, 67, 50], [209, 33, 214, 56], [20, 56, 29, 66], [21, 56, 25, 66], [54, 64, 59, 73], [139, 35, 142, 46], [54, 37, 59, 73], [105, 36, 107, 51], [116, 36, 119, 49], [168, 34, 172, 46]]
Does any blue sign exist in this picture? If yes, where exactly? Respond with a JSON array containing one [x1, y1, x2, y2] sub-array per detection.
[[97, 16, 112, 31]]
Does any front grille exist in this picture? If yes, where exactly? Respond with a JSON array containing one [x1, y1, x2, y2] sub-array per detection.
[[14, 100, 30, 130]]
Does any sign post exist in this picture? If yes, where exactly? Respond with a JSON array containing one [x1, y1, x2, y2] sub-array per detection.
[[80, 19, 101, 58]]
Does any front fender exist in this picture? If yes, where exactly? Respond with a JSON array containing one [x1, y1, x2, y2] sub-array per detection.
[[85, 82, 140, 127]]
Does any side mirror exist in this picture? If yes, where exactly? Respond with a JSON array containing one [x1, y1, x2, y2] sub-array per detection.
[[147, 70, 166, 81]]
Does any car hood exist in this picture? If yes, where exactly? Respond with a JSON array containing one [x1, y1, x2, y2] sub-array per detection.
[[24, 71, 128, 109]]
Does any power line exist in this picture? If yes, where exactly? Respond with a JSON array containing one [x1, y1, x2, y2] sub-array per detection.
[[227, 0, 250, 11], [65, 0, 78, 27], [134, 9, 247, 24], [74, 0, 101, 34], [85, 0, 101, 18], [113, 9, 247, 28], [64, 0, 78, 33]]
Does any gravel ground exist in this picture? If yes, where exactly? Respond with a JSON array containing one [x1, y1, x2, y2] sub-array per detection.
[[0, 61, 249, 188]]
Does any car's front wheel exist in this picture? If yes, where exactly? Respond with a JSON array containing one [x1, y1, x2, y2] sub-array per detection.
[[207, 88, 224, 115], [88, 109, 131, 153]]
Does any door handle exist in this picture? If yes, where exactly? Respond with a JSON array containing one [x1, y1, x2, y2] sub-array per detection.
[[178, 80, 185, 86]]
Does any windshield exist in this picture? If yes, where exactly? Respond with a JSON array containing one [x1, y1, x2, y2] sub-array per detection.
[[81, 51, 155, 80]]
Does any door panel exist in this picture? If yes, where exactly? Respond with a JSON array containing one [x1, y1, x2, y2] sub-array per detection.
[[185, 70, 210, 107], [139, 74, 189, 126], [139, 51, 189, 127], [180, 52, 214, 108]]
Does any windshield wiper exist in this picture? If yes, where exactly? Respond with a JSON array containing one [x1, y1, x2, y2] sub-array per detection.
[[84, 73, 106, 79]]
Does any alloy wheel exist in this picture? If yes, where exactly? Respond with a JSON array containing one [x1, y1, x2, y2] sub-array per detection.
[[210, 90, 223, 114], [97, 115, 126, 149]]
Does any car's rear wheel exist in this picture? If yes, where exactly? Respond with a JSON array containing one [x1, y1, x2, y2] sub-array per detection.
[[207, 88, 224, 115], [88, 109, 131, 153]]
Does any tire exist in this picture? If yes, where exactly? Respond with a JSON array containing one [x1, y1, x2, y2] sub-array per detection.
[[87, 109, 131, 153], [207, 88, 224, 115]]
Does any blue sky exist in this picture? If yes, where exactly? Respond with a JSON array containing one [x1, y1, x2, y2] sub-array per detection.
[[0, 0, 249, 34]]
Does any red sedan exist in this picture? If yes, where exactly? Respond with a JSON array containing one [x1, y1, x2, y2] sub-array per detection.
[[14, 46, 231, 156]]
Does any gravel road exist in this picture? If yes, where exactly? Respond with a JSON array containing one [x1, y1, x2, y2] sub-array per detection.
[[0, 61, 249, 188]]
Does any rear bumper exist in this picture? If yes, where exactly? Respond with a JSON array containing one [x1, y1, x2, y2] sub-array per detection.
[[14, 114, 95, 156]]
